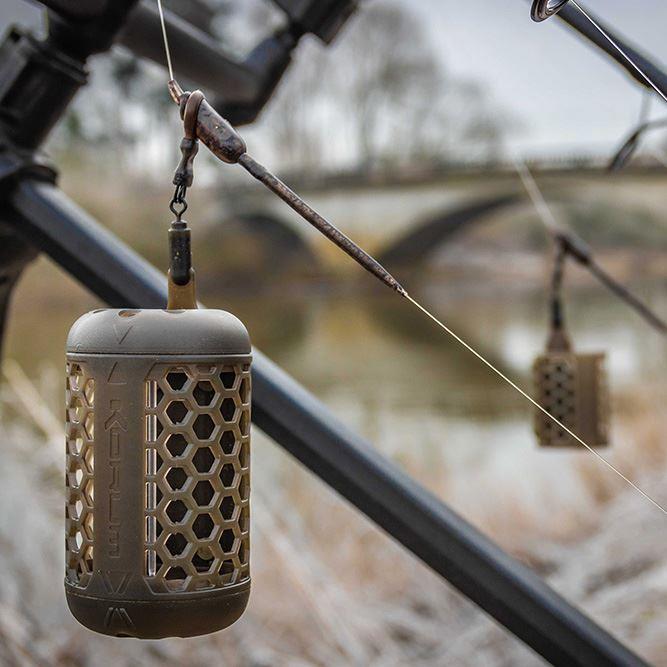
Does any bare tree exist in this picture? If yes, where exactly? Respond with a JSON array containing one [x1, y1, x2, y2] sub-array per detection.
[[50, 1, 508, 174], [260, 2, 508, 170], [333, 4, 443, 165]]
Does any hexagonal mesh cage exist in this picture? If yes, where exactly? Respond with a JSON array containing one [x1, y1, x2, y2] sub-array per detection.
[[65, 309, 252, 638], [533, 352, 609, 448], [65, 361, 95, 586], [144, 362, 250, 593]]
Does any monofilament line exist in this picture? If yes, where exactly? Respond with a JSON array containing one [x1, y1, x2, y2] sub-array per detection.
[[512, 157, 558, 232], [402, 292, 667, 516], [514, 157, 667, 335], [570, 0, 667, 107], [156, 0, 174, 81]]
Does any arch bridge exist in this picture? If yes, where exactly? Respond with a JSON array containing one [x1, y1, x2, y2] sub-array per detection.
[[215, 161, 667, 271]]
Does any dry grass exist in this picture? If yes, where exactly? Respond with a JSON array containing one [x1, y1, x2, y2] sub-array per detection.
[[0, 360, 665, 666]]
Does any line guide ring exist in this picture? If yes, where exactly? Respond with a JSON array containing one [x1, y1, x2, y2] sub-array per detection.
[[531, 0, 570, 22]]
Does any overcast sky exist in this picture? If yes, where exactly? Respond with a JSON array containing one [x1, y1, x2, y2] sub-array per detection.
[[3, 0, 667, 158], [413, 0, 667, 157]]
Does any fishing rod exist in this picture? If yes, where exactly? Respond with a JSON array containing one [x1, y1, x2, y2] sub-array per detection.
[[609, 116, 667, 171], [609, 92, 653, 171], [531, 0, 667, 107], [154, 1, 667, 517], [514, 159, 667, 335], [528, 4, 667, 324]]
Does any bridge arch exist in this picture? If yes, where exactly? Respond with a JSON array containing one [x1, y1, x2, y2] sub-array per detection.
[[377, 194, 521, 267], [376, 188, 665, 269]]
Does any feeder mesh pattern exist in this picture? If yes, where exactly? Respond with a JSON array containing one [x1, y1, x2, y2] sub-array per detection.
[[534, 355, 576, 442], [65, 362, 95, 586], [144, 363, 251, 593], [533, 352, 609, 448]]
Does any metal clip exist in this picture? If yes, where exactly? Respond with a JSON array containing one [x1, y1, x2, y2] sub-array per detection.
[[172, 89, 205, 188], [173, 137, 199, 188]]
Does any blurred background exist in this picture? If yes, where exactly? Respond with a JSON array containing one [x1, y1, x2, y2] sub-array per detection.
[[0, 0, 666, 665]]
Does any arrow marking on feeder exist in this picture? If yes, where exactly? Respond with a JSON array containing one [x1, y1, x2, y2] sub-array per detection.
[[102, 571, 132, 595], [107, 362, 127, 385], [104, 606, 134, 631], [112, 324, 132, 345]]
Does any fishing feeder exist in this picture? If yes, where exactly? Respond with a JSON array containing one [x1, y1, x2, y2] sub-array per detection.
[[533, 339, 609, 449], [64, 213, 252, 638], [532, 244, 610, 448]]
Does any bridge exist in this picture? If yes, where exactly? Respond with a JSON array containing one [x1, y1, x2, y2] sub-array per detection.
[[212, 160, 667, 272]]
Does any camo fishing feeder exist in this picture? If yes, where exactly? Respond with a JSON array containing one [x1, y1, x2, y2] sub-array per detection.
[[533, 241, 610, 448], [64, 108, 251, 638]]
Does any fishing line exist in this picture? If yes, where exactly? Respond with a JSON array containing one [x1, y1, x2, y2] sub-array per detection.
[[570, 0, 667, 107], [513, 156, 667, 334], [403, 293, 667, 516], [151, 0, 667, 517], [510, 156, 667, 511], [513, 157, 559, 232], [156, 0, 174, 81], [638, 89, 652, 127]]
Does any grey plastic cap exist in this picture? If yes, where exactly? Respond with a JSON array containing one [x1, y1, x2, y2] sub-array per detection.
[[67, 309, 251, 356]]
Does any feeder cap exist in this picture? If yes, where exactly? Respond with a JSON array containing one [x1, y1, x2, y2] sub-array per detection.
[[67, 308, 251, 356]]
